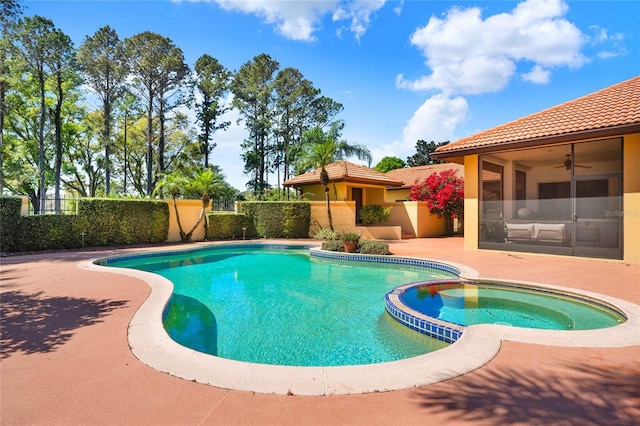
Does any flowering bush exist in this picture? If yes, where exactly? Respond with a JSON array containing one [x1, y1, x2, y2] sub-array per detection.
[[410, 169, 464, 233]]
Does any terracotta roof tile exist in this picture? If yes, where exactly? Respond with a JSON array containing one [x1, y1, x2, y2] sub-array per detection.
[[384, 164, 464, 188], [283, 161, 403, 187], [435, 76, 640, 156]]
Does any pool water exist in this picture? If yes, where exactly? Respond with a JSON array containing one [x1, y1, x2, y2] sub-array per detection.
[[399, 282, 625, 330], [110, 247, 456, 366]]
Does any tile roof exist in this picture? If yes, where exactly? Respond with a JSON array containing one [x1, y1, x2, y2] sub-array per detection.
[[384, 163, 464, 188], [434, 76, 640, 158], [283, 161, 403, 187]]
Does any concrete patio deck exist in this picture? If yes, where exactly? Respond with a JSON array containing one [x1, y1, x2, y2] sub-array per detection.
[[1, 237, 639, 425]]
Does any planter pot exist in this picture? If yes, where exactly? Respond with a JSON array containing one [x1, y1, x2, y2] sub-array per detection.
[[343, 240, 358, 253]]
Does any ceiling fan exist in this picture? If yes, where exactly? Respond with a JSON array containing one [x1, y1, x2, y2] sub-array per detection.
[[553, 154, 592, 170]]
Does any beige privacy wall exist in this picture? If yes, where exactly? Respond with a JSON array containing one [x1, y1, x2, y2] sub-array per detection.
[[166, 199, 210, 242], [309, 200, 447, 238]]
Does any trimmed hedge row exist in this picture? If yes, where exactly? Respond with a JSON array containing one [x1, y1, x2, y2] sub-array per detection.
[[0, 197, 22, 252], [76, 198, 169, 246], [0, 196, 312, 253], [0, 197, 169, 253], [206, 213, 252, 240], [237, 201, 311, 239]]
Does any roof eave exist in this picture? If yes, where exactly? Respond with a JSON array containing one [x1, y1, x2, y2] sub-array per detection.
[[284, 177, 403, 188], [431, 122, 640, 160]]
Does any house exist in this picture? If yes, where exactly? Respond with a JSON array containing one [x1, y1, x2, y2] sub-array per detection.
[[283, 160, 460, 238], [284, 161, 402, 233], [431, 76, 640, 263]]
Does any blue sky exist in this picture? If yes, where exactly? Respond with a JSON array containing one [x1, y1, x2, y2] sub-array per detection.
[[23, 0, 640, 190]]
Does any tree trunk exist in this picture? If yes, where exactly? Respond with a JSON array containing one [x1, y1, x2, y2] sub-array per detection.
[[104, 98, 111, 196], [38, 73, 46, 214], [54, 74, 63, 213], [146, 99, 153, 195], [324, 185, 333, 231], [172, 196, 187, 242]]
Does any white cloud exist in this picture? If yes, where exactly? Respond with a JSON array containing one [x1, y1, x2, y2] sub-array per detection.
[[588, 25, 627, 59], [522, 64, 550, 84], [184, 0, 385, 42], [397, 0, 587, 95], [208, 0, 339, 42], [333, 0, 386, 41], [401, 94, 468, 147]]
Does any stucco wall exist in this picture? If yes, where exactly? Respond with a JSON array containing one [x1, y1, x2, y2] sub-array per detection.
[[309, 200, 358, 234], [386, 188, 411, 202], [300, 183, 349, 201], [384, 201, 446, 238], [623, 134, 640, 264], [464, 156, 480, 251], [166, 199, 210, 242]]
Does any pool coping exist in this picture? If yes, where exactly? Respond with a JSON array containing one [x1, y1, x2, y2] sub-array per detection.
[[78, 242, 640, 396]]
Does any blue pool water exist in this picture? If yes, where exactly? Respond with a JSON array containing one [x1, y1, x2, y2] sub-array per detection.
[[398, 282, 625, 330], [109, 246, 457, 366]]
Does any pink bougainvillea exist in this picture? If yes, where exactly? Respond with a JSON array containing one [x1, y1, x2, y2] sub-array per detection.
[[410, 170, 464, 224]]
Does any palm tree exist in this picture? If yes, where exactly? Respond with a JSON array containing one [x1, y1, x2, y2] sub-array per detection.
[[153, 171, 190, 242], [154, 169, 224, 242], [184, 169, 224, 242], [298, 122, 371, 231]]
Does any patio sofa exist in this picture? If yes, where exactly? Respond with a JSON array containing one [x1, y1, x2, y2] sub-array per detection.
[[506, 222, 569, 245]]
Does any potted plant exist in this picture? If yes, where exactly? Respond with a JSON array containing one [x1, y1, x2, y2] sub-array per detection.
[[341, 232, 360, 253]]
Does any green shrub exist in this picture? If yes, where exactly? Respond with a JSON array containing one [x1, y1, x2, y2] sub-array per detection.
[[206, 213, 251, 240], [341, 232, 361, 242], [358, 204, 392, 225], [358, 240, 390, 255], [0, 197, 22, 252], [313, 228, 339, 240], [321, 239, 344, 252], [19, 215, 80, 251], [238, 201, 310, 238], [77, 198, 169, 247]]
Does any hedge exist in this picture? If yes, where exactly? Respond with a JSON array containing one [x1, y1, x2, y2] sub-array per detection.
[[0, 197, 22, 252], [237, 201, 311, 239], [76, 198, 169, 247], [0, 197, 169, 253], [206, 213, 252, 240]]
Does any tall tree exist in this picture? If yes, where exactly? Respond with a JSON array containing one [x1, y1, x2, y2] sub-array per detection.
[[231, 53, 279, 195], [374, 156, 405, 173], [48, 27, 77, 212], [154, 40, 189, 179], [297, 122, 371, 231], [63, 109, 105, 197], [113, 90, 141, 194], [192, 54, 231, 168], [13, 15, 60, 213], [0, 0, 24, 194], [126, 31, 189, 195], [406, 140, 448, 167], [3, 73, 46, 209], [273, 67, 319, 190], [76, 26, 129, 196]]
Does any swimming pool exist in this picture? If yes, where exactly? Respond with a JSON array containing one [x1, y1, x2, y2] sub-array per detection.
[[86, 242, 640, 395], [386, 281, 626, 337], [106, 244, 457, 366]]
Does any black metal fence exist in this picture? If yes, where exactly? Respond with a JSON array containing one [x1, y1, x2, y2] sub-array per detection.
[[211, 198, 236, 212], [28, 197, 79, 215]]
